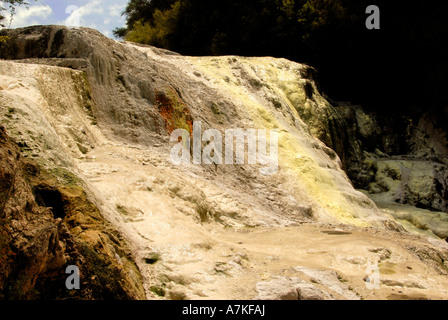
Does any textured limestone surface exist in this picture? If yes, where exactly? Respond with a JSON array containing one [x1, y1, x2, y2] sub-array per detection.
[[0, 26, 447, 300]]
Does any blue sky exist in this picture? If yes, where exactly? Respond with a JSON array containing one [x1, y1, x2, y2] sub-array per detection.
[[2, 0, 128, 38]]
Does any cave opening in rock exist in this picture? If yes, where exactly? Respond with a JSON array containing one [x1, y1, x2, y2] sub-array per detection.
[[33, 187, 66, 219]]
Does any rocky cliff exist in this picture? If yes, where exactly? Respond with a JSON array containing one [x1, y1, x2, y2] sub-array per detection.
[[0, 26, 447, 300], [0, 125, 145, 299], [333, 104, 448, 238]]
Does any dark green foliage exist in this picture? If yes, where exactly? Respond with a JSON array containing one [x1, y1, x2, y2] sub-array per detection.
[[116, 0, 448, 121]]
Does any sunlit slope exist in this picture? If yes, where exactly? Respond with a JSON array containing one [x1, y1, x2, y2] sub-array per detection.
[[126, 44, 389, 228], [189, 56, 387, 227], [0, 24, 394, 229]]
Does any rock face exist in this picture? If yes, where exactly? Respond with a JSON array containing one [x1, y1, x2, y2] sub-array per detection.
[[0, 25, 392, 228], [0, 126, 145, 299], [284, 96, 448, 217], [334, 104, 448, 212], [0, 26, 447, 300], [254, 267, 361, 301], [254, 276, 332, 300], [326, 103, 448, 237]]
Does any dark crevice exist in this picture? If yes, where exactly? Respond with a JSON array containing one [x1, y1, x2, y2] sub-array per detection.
[[33, 186, 66, 219]]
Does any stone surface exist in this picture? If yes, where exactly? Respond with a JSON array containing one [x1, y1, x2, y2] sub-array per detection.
[[332, 103, 448, 214], [1, 26, 448, 300], [0, 126, 145, 299], [0, 25, 394, 229], [254, 276, 332, 300], [294, 266, 360, 300]]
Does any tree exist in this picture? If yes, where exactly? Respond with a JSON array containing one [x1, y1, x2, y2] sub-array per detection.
[[115, 0, 448, 117], [113, 0, 176, 38], [0, 0, 34, 28], [125, 1, 181, 48]]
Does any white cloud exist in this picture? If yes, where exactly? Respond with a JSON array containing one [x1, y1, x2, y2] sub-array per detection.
[[108, 3, 126, 18], [7, 5, 53, 28], [65, 0, 104, 27], [1, 0, 127, 39], [64, 0, 126, 36]]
